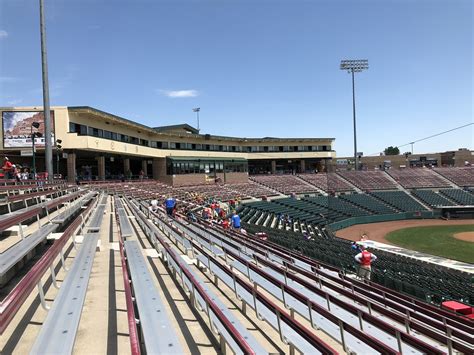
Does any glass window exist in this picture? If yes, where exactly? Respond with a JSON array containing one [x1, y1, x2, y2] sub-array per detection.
[[69, 122, 77, 133], [103, 130, 112, 139], [87, 127, 103, 137]]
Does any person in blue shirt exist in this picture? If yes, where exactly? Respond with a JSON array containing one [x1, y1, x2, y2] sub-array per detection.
[[165, 197, 176, 216], [231, 210, 241, 230]]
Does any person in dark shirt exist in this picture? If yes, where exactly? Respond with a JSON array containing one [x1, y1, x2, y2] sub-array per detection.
[[165, 197, 176, 216]]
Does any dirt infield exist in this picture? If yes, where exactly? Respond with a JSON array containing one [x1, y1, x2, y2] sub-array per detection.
[[453, 232, 474, 243], [335, 219, 474, 245]]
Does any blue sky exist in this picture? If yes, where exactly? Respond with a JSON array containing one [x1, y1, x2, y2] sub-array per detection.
[[0, 0, 472, 156]]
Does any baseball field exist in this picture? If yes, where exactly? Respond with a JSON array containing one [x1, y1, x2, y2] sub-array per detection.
[[336, 219, 474, 264]]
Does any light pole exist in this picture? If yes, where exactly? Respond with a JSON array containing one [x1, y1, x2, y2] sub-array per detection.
[[192, 107, 200, 131], [40, 0, 53, 181], [340, 59, 368, 171], [31, 121, 41, 178], [55, 139, 62, 177]]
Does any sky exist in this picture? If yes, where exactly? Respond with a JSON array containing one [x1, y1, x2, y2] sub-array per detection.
[[0, 0, 472, 157]]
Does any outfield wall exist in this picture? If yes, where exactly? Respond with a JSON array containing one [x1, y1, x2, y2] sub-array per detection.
[[328, 211, 442, 231]]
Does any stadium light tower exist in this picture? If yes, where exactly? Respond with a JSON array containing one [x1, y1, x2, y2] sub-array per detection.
[[40, 0, 53, 181], [340, 59, 368, 171], [192, 107, 200, 132]]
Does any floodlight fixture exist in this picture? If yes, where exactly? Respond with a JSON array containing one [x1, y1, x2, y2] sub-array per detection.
[[340, 59, 369, 171], [340, 59, 369, 73]]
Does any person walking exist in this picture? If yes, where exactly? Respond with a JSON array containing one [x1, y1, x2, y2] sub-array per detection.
[[164, 196, 176, 216], [354, 247, 377, 281], [231, 210, 241, 230]]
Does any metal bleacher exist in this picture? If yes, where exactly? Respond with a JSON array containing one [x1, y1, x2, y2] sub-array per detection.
[[115, 198, 134, 238], [173, 220, 451, 354], [123, 240, 184, 354], [0, 190, 92, 286], [29, 195, 106, 354], [131, 199, 427, 354], [126, 198, 276, 355]]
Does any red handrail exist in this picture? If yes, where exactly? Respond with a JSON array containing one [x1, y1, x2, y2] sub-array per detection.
[[119, 240, 141, 355], [0, 199, 94, 334]]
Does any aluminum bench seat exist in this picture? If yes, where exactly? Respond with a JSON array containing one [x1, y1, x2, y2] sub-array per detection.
[[52, 192, 95, 224], [0, 223, 58, 281], [124, 240, 184, 354], [117, 208, 133, 238], [86, 204, 106, 232], [29, 232, 100, 354]]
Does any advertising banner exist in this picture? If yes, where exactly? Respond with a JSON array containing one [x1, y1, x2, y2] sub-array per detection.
[[2, 111, 55, 148]]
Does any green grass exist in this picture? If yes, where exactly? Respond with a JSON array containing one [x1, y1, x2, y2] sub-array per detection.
[[385, 225, 474, 264]]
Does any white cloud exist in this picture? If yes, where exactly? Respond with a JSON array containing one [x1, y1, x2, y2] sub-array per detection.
[[0, 76, 20, 83], [0, 30, 8, 39], [159, 89, 199, 98], [7, 99, 23, 106]]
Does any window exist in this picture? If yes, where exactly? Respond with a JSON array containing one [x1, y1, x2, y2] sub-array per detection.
[[103, 130, 112, 139], [140, 139, 149, 146], [150, 141, 157, 148], [69, 122, 78, 133], [111, 132, 118, 140]]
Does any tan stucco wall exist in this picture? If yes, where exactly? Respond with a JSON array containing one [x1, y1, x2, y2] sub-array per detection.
[[0, 106, 335, 161]]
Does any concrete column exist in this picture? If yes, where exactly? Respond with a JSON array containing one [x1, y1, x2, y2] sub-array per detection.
[[141, 159, 148, 177], [97, 156, 105, 180], [152, 158, 160, 179], [123, 158, 130, 174], [271, 160, 276, 174], [300, 159, 306, 173], [66, 151, 76, 183]]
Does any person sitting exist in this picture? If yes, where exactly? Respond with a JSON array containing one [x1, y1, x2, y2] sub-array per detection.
[[187, 210, 197, 222], [221, 218, 230, 229]]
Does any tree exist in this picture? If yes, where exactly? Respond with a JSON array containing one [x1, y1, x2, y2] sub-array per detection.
[[384, 146, 400, 155]]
